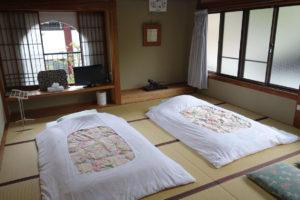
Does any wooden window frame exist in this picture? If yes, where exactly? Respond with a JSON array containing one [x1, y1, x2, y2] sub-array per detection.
[[208, 3, 300, 99], [0, 0, 122, 121]]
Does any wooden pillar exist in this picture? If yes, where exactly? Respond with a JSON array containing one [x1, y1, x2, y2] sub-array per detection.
[[108, 0, 121, 104], [294, 86, 300, 128], [63, 24, 74, 75]]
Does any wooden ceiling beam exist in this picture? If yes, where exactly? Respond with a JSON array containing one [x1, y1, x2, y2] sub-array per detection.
[[0, 0, 114, 12], [197, 0, 300, 12]]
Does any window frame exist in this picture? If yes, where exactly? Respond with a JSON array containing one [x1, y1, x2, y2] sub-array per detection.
[[208, 4, 300, 94], [0, 11, 109, 91]]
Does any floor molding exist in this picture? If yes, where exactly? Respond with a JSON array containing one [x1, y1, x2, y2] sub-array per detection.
[[165, 150, 300, 200], [214, 102, 226, 106], [255, 116, 269, 121], [0, 174, 40, 187]]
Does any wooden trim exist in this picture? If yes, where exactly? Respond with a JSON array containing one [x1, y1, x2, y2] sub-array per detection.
[[5, 84, 115, 102], [294, 86, 300, 128], [101, 12, 110, 75], [108, 1, 121, 105], [76, 12, 85, 66], [208, 74, 298, 100], [0, 1, 115, 12], [265, 7, 279, 84], [0, 75, 9, 121], [198, 0, 300, 12], [0, 123, 8, 170]]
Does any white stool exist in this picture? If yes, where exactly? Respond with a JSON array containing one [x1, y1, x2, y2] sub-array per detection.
[[9, 89, 34, 132]]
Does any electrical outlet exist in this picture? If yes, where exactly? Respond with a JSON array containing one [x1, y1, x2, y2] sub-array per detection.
[[297, 105, 300, 111]]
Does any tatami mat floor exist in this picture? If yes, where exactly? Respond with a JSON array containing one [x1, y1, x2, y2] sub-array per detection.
[[1, 93, 300, 200]]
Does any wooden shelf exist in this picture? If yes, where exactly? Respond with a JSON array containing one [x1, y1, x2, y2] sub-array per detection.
[[5, 84, 115, 102], [121, 83, 196, 104]]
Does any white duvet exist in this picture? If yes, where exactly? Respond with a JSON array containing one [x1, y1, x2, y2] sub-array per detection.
[[36, 113, 195, 200], [146, 95, 299, 168]]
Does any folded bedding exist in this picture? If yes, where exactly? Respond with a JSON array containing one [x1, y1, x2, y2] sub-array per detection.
[[36, 113, 195, 200], [146, 95, 299, 168]]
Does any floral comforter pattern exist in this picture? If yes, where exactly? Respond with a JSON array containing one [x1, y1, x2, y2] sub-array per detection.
[[67, 126, 135, 174], [180, 105, 251, 133]]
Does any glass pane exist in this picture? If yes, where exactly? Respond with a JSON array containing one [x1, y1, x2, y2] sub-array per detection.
[[221, 11, 242, 77], [207, 13, 220, 72], [244, 61, 267, 82], [270, 5, 300, 89], [243, 8, 273, 82], [222, 11, 243, 58], [221, 58, 238, 76], [246, 8, 273, 62]]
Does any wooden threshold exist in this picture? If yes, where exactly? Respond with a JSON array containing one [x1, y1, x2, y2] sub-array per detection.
[[9, 101, 115, 122], [121, 83, 196, 104]]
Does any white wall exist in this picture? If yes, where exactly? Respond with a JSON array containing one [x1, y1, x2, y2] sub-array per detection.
[[201, 79, 297, 125], [0, 96, 6, 143], [117, 0, 196, 89]]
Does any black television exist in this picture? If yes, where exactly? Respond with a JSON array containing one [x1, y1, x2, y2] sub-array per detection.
[[73, 65, 107, 87]]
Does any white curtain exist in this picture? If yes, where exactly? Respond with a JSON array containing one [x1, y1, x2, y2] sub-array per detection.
[[187, 10, 208, 89]]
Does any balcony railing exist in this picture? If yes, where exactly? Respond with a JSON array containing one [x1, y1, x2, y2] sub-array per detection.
[[44, 51, 82, 84]]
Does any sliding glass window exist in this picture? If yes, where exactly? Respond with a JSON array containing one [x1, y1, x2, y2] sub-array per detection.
[[221, 11, 243, 77], [270, 5, 300, 89], [243, 8, 273, 82], [206, 4, 300, 92], [207, 13, 220, 72]]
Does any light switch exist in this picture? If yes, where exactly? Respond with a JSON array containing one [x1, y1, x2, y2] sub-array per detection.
[[297, 105, 300, 111]]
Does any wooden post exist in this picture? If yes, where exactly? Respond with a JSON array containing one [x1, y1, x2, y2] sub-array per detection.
[[294, 86, 300, 128], [63, 24, 74, 75], [108, 0, 121, 104]]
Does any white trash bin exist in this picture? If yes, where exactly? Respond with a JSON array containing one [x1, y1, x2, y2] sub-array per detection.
[[96, 91, 107, 106]]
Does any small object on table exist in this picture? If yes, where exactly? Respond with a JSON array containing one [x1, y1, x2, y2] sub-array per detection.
[[9, 89, 34, 132], [142, 79, 168, 91], [47, 82, 64, 92]]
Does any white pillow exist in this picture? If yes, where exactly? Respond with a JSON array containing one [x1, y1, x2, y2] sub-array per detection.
[[56, 109, 98, 122]]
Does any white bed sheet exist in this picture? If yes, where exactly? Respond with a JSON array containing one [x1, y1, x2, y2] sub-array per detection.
[[146, 95, 299, 168], [45, 120, 57, 128], [36, 113, 195, 200]]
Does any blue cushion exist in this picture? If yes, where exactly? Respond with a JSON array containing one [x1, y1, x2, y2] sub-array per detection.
[[247, 162, 300, 200]]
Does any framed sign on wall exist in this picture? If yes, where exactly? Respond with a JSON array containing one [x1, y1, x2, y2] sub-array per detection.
[[149, 0, 167, 12], [143, 24, 161, 46]]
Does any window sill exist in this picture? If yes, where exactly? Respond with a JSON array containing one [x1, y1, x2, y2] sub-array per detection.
[[208, 73, 298, 101]]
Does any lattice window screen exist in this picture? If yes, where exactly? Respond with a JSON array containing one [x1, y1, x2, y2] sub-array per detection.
[[0, 12, 44, 89], [77, 12, 106, 67]]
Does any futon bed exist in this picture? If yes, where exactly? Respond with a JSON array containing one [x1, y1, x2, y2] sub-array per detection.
[[146, 95, 299, 168], [36, 113, 195, 200]]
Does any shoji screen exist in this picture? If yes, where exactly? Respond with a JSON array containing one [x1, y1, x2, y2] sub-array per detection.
[[0, 12, 44, 89]]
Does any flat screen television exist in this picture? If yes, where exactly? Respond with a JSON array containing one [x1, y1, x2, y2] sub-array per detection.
[[73, 64, 106, 87]]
